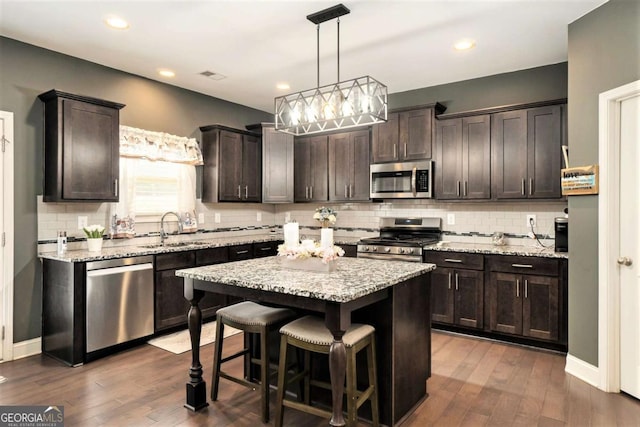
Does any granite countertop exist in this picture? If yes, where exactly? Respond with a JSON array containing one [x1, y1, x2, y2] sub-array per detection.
[[38, 234, 364, 263], [424, 242, 568, 259], [176, 256, 436, 303]]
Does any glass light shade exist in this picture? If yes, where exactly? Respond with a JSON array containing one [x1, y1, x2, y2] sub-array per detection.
[[275, 76, 388, 135]]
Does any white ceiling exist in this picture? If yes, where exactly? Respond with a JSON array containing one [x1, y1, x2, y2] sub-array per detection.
[[0, 0, 606, 113]]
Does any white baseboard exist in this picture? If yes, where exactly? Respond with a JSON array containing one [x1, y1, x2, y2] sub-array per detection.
[[12, 337, 41, 360], [565, 352, 600, 388]]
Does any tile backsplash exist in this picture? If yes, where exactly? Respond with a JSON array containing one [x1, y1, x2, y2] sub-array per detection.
[[37, 196, 567, 248]]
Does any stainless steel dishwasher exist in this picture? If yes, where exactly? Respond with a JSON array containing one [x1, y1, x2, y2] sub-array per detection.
[[86, 256, 154, 353]]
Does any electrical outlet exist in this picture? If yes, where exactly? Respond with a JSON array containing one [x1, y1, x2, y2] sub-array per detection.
[[214, 213, 221, 224], [526, 214, 537, 227], [257, 212, 262, 222], [198, 213, 205, 224], [78, 216, 88, 230], [447, 213, 455, 225], [285, 212, 291, 222]]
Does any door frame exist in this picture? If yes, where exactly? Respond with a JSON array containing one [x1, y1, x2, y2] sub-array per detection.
[[1, 110, 15, 363], [598, 79, 640, 392]]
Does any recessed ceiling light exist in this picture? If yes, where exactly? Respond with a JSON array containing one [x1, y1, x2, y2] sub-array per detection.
[[105, 16, 129, 30], [158, 69, 175, 78], [454, 39, 476, 51], [276, 83, 290, 90]]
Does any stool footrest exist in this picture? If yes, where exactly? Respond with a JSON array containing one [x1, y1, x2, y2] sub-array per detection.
[[283, 399, 332, 420], [220, 348, 249, 364], [219, 371, 259, 390]]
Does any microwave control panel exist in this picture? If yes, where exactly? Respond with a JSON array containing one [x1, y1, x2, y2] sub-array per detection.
[[416, 169, 430, 192]]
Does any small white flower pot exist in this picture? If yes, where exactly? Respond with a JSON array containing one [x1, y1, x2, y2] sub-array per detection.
[[87, 238, 103, 252]]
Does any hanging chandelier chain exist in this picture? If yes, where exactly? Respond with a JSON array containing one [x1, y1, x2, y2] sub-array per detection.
[[337, 18, 340, 83]]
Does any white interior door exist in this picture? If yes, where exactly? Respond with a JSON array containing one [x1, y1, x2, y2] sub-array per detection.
[[0, 110, 14, 363], [619, 93, 640, 399]]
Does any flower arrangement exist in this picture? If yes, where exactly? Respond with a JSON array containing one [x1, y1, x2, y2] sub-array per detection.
[[278, 240, 345, 264], [313, 206, 337, 228], [83, 224, 105, 239]]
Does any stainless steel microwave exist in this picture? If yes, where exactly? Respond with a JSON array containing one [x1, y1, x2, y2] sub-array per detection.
[[370, 160, 433, 199]]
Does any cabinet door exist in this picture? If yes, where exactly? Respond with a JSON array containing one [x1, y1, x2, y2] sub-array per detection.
[[309, 136, 329, 201], [371, 112, 399, 163], [328, 132, 352, 201], [435, 118, 463, 199], [218, 131, 243, 201], [262, 127, 293, 203], [522, 275, 559, 341], [454, 269, 484, 329], [350, 130, 371, 201], [242, 134, 261, 201], [155, 268, 191, 330], [527, 106, 562, 198], [399, 108, 433, 160], [294, 137, 311, 201], [489, 272, 522, 335], [229, 244, 253, 261], [462, 115, 491, 199], [430, 266, 455, 324], [62, 99, 119, 201], [253, 241, 280, 258], [491, 110, 528, 199]]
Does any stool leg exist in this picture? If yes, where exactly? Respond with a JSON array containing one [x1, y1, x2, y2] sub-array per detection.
[[211, 318, 225, 401], [368, 335, 380, 427], [346, 346, 358, 427], [303, 350, 311, 405], [260, 326, 270, 423], [274, 335, 289, 427]]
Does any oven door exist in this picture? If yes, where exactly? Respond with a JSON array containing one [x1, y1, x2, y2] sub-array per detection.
[[370, 160, 433, 199]]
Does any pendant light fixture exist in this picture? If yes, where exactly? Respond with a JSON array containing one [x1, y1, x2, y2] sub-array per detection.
[[274, 4, 388, 136]]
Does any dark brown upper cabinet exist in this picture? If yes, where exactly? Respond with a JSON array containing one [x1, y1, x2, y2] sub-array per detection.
[[328, 129, 371, 201], [294, 135, 329, 202], [257, 124, 294, 203], [200, 125, 262, 202], [491, 105, 563, 199], [39, 90, 124, 202], [371, 104, 445, 163], [434, 115, 490, 200]]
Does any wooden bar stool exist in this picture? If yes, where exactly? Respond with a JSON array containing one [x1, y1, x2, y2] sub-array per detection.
[[211, 301, 296, 423], [274, 315, 379, 427]]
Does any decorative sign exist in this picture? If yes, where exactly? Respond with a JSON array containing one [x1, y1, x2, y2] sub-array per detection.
[[561, 164, 599, 195]]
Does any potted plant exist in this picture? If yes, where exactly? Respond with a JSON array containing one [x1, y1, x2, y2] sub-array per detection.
[[84, 224, 105, 252]]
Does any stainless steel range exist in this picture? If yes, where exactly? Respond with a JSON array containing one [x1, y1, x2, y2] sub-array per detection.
[[357, 217, 442, 262]]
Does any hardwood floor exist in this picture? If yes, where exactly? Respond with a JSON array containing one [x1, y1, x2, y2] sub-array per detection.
[[1, 331, 638, 426]]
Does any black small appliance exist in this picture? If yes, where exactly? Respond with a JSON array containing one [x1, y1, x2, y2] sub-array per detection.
[[554, 217, 568, 252]]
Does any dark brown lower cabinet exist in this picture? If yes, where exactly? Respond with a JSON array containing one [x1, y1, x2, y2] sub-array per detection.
[[155, 247, 230, 331], [487, 255, 562, 343], [425, 252, 483, 329]]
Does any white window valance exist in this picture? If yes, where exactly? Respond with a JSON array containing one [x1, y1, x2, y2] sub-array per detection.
[[119, 125, 204, 165]]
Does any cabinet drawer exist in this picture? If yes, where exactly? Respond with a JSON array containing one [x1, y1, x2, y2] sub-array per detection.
[[424, 251, 484, 270], [253, 241, 280, 258], [487, 255, 559, 276], [155, 251, 196, 271], [229, 244, 253, 261], [196, 247, 229, 266]]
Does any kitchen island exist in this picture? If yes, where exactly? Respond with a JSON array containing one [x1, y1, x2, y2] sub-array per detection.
[[176, 256, 436, 426]]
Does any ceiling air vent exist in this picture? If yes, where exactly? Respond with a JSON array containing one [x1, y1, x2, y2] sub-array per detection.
[[200, 71, 226, 81]]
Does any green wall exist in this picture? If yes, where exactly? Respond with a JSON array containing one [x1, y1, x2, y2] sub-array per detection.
[[567, 0, 640, 366], [0, 37, 272, 342]]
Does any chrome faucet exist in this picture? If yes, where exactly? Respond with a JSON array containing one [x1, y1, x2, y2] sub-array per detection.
[[160, 211, 183, 246]]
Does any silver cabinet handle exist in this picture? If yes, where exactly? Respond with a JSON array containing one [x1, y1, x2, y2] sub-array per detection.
[[237, 185, 241, 198], [457, 181, 460, 197], [236, 250, 249, 255], [511, 264, 533, 268], [516, 279, 520, 298], [521, 179, 525, 196], [448, 272, 452, 290], [260, 247, 271, 251], [345, 185, 348, 198], [524, 279, 528, 298], [305, 186, 309, 199], [455, 273, 459, 291], [310, 186, 313, 199], [617, 257, 633, 266], [444, 258, 463, 263], [349, 185, 353, 198], [114, 179, 118, 197], [404, 143, 407, 158], [393, 144, 397, 159], [464, 181, 468, 197], [245, 185, 248, 199], [529, 178, 533, 196]]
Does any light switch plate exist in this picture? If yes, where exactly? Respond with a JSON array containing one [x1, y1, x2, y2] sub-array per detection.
[[526, 214, 537, 227], [447, 213, 455, 225], [285, 212, 291, 222], [198, 213, 205, 224], [214, 213, 221, 224], [78, 216, 88, 230], [257, 212, 262, 222]]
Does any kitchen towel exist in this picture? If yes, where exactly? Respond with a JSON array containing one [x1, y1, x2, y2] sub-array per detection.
[[147, 321, 241, 354]]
